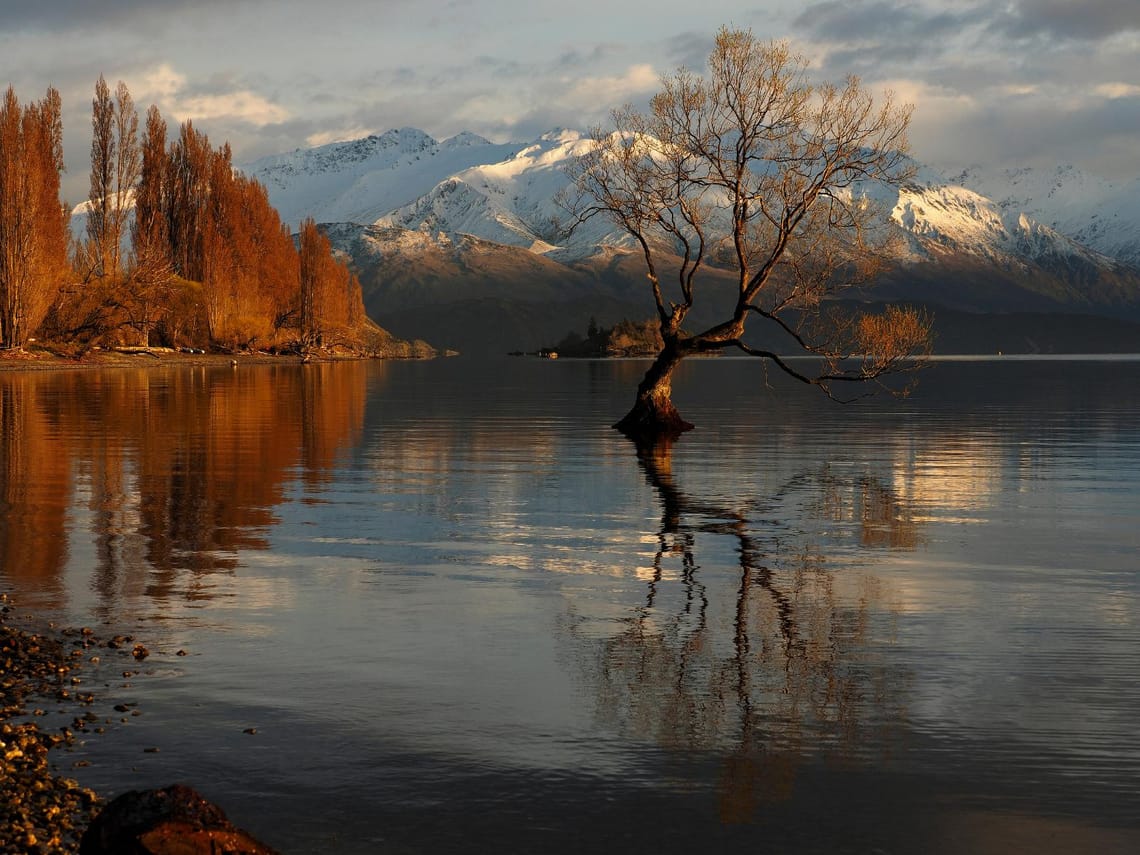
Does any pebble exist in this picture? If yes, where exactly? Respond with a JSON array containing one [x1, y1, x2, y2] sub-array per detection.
[[1, 594, 102, 853]]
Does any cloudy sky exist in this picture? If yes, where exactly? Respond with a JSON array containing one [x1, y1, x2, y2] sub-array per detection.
[[2, 0, 1138, 201]]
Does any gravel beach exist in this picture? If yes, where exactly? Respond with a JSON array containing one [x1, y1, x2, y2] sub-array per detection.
[[1, 593, 104, 853]]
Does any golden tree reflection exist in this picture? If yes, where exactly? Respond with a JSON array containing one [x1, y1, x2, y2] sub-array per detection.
[[576, 436, 921, 822], [0, 363, 367, 610], [0, 378, 72, 591]]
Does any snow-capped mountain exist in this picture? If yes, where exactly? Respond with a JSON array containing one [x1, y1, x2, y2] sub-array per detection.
[[870, 164, 1140, 311], [247, 128, 625, 258], [952, 164, 1140, 270], [247, 128, 525, 227], [245, 125, 1135, 267], [245, 127, 1136, 274], [862, 169, 1140, 318], [242, 129, 1140, 353]]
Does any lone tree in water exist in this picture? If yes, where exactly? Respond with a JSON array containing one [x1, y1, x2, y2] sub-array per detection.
[[568, 28, 932, 438]]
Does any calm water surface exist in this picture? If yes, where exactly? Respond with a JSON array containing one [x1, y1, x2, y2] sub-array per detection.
[[1, 357, 1138, 854]]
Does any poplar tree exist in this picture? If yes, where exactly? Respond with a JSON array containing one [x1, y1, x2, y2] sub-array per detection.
[[134, 104, 169, 266], [298, 219, 365, 349], [0, 86, 68, 349], [86, 75, 114, 278], [115, 103, 176, 345], [298, 217, 328, 347], [85, 76, 139, 280], [111, 80, 140, 275]]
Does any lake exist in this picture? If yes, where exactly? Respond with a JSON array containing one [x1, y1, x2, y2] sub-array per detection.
[[2, 356, 1138, 854]]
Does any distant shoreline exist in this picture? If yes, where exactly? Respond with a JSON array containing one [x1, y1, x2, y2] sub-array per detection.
[[0, 348, 412, 373]]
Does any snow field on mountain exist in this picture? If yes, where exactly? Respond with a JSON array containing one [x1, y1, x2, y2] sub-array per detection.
[[240, 126, 1137, 283]]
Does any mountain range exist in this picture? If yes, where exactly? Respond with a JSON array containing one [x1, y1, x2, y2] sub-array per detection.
[[244, 128, 1140, 355]]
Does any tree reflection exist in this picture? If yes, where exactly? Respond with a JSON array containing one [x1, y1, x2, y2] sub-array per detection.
[[578, 436, 921, 822], [0, 378, 72, 593], [0, 363, 368, 611]]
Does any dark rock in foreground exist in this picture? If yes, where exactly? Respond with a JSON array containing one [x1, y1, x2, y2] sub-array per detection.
[[80, 784, 278, 855]]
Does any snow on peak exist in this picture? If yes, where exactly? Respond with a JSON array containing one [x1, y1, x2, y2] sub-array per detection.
[[951, 163, 1140, 268], [243, 128, 523, 228], [539, 128, 582, 143], [244, 127, 1137, 272], [441, 131, 493, 149]]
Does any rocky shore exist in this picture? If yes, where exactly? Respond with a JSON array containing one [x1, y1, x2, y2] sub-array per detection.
[[1, 593, 102, 852], [1, 594, 278, 854]]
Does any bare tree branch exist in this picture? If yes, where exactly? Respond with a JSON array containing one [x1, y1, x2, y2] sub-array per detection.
[[562, 27, 931, 437]]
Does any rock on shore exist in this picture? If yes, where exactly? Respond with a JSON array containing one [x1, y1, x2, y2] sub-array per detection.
[[3, 595, 279, 853], [80, 784, 278, 855]]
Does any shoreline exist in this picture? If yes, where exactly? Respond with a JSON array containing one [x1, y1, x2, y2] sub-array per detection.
[[0, 596, 279, 853], [0, 346, 423, 373], [1, 594, 103, 852]]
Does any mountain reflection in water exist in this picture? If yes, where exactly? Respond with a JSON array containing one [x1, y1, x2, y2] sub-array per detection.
[[0, 357, 1138, 854]]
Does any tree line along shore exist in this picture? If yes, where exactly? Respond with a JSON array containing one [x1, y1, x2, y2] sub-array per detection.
[[1, 77, 419, 359]]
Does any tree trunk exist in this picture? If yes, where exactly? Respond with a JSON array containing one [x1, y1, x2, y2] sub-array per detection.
[[614, 345, 694, 439]]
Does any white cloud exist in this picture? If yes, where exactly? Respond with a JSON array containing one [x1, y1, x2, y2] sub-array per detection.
[[178, 91, 290, 126], [430, 63, 660, 139], [1093, 82, 1140, 99], [1000, 84, 1041, 97], [135, 63, 187, 102], [305, 126, 377, 147], [563, 64, 659, 108], [452, 92, 524, 129], [877, 78, 977, 116], [132, 62, 290, 127]]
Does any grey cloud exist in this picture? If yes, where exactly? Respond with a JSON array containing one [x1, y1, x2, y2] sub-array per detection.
[[553, 43, 627, 72], [471, 56, 528, 81], [793, 1, 978, 44], [792, 0, 1140, 95], [815, 43, 925, 76], [0, 0, 411, 34], [790, 1, 996, 82], [0, 0, 235, 33], [915, 83, 1140, 177], [996, 0, 1140, 41], [662, 31, 714, 70]]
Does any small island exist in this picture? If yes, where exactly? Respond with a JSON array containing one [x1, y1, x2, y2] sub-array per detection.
[[527, 317, 663, 358]]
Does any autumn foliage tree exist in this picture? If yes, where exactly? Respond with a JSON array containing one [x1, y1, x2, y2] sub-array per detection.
[[53, 79, 174, 347], [568, 28, 932, 438], [134, 104, 169, 268], [299, 218, 364, 349], [83, 75, 139, 280], [127, 112, 368, 352], [0, 86, 68, 349], [4, 78, 372, 353], [138, 118, 306, 349]]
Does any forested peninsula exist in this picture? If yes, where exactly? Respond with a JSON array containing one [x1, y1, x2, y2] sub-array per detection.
[[0, 78, 431, 360]]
